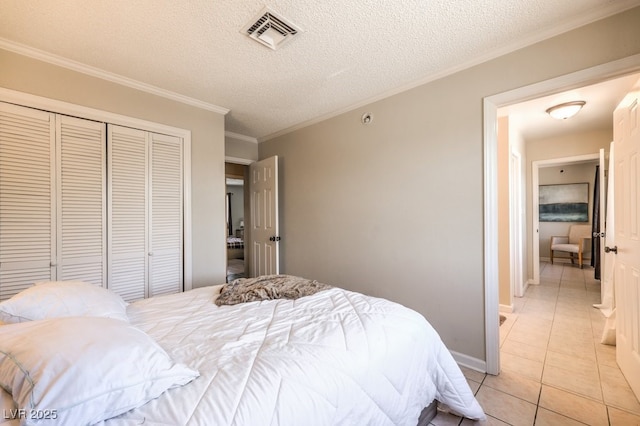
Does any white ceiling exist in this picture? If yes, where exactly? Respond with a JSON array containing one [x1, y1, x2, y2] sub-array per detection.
[[1, 0, 640, 141], [501, 72, 640, 141]]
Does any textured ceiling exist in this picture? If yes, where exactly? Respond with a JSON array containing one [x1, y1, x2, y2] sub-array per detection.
[[1, 0, 639, 141]]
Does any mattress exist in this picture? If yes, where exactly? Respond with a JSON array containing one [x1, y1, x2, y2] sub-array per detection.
[[98, 285, 485, 425]]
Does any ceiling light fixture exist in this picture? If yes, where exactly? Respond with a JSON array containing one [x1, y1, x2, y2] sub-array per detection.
[[545, 101, 586, 120]]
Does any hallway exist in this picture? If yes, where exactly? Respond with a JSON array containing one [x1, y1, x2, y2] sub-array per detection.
[[432, 262, 640, 425]]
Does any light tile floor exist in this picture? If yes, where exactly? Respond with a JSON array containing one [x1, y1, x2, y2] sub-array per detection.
[[431, 262, 640, 426]]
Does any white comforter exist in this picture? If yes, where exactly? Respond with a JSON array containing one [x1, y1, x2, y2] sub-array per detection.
[[97, 285, 484, 425]]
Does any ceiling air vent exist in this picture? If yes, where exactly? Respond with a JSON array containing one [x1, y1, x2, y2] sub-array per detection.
[[242, 7, 300, 50]]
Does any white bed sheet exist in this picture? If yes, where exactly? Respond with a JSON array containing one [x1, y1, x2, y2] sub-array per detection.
[[1, 285, 485, 425], [110, 285, 483, 425]]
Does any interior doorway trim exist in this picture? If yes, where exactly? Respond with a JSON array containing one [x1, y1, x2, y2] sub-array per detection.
[[531, 153, 600, 283], [483, 53, 640, 375]]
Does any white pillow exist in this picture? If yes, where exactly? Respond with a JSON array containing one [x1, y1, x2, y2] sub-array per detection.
[[0, 281, 128, 324], [0, 316, 199, 425]]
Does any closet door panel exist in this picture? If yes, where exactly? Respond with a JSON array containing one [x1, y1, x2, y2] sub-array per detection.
[[57, 115, 106, 286], [0, 102, 55, 300], [149, 133, 183, 297], [108, 125, 148, 301]]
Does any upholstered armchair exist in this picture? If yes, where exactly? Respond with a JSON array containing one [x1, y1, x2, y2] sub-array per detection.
[[550, 224, 592, 268]]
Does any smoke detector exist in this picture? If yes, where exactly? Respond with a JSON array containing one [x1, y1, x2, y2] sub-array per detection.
[[242, 7, 301, 50]]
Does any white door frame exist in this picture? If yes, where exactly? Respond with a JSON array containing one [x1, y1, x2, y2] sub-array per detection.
[[531, 154, 600, 283], [483, 53, 640, 375]]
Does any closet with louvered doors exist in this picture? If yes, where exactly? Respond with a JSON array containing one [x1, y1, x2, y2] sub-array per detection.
[[108, 125, 183, 302], [0, 102, 106, 301], [1, 101, 185, 303]]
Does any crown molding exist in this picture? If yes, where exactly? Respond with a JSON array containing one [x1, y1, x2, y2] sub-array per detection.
[[224, 131, 258, 144], [0, 38, 230, 115]]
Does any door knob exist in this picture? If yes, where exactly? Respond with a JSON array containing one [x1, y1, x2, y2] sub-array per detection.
[[604, 246, 618, 254]]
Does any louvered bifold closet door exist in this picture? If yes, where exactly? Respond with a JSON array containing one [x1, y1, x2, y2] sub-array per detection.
[[57, 115, 106, 286], [108, 125, 148, 301], [0, 102, 55, 301], [149, 133, 183, 297]]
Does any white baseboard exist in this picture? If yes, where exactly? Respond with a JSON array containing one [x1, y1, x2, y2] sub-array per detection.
[[450, 350, 487, 374], [499, 304, 513, 313], [543, 256, 591, 265]]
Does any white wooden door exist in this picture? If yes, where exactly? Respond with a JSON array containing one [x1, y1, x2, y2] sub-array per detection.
[[108, 125, 149, 301], [108, 126, 184, 301], [148, 132, 183, 297], [613, 87, 640, 400], [0, 102, 55, 300], [56, 115, 106, 286], [250, 156, 279, 276]]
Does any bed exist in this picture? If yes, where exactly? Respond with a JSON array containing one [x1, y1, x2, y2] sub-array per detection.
[[227, 236, 244, 259], [0, 277, 485, 425]]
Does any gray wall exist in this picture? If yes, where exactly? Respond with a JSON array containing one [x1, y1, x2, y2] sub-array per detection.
[[0, 49, 228, 288], [259, 7, 640, 361], [226, 184, 245, 234], [225, 135, 258, 162]]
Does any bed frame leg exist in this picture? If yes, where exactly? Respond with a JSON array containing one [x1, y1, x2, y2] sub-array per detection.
[[417, 400, 438, 426]]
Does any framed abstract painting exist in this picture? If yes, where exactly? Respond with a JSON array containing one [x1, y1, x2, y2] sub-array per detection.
[[539, 183, 589, 222]]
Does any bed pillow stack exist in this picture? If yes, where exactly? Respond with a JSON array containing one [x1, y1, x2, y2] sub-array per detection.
[[0, 281, 199, 425]]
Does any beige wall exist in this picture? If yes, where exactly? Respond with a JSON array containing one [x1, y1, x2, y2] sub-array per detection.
[[497, 116, 527, 309], [497, 117, 511, 307], [259, 7, 640, 361], [509, 122, 527, 298], [0, 49, 228, 288], [225, 135, 258, 162]]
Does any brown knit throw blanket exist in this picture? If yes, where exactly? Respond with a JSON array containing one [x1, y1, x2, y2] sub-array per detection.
[[215, 275, 332, 306]]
